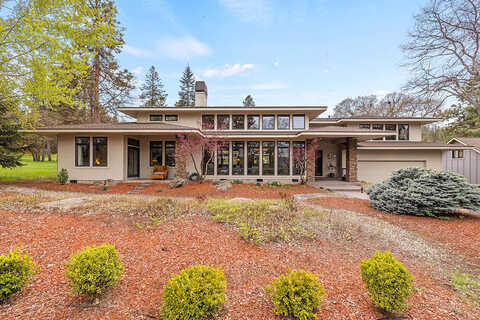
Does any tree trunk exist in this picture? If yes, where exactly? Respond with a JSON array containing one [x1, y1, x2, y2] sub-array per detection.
[[46, 139, 52, 161], [90, 50, 101, 123]]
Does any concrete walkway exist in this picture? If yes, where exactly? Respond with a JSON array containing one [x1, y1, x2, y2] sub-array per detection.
[[308, 179, 363, 192]]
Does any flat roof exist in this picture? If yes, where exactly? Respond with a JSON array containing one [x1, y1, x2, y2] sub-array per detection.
[[358, 141, 472, 150], [311, 117, 442, 124]]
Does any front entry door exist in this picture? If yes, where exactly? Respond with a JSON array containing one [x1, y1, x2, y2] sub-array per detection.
[[127, 145, 140, 178], [315, 150, 323, 176]]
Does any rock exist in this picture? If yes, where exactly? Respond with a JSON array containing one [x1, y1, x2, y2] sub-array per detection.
[[168, 178, 186, 189], [216, 181, 232, 191], [228, 197, 252, 203]]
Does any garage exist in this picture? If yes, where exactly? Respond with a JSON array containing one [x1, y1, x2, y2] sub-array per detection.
[[358, 160, 426, 183]]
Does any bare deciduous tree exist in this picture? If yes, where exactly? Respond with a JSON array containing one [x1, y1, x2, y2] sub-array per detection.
[[402, 0, 480, 113]]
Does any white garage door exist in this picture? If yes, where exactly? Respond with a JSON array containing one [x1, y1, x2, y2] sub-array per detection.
[[358, 160, 426, 183]]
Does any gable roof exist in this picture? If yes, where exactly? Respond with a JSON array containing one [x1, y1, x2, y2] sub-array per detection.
[[448, 137, 480, 153]]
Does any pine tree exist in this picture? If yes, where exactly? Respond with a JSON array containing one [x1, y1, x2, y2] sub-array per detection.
[[0, 97, 25, 168], [139, 66, 167, 107], [243, 95, 255, 107], [175, 65, 195, 107]]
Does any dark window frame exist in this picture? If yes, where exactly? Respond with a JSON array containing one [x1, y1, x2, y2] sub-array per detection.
[[293, 141, 305, 175], [232, 141, 245, 175], [202, 115, 215, 130], [359, 124, 371, 129], [385, 124, 397, 140], [75, 137, 90, 167], [217, 114, 230, 130], [165, 141, 176, 166], [262, 141, 275, 175], [398, 124, 409, 141], [262, 115, 275, 130], [165, 114, 178, 121], [247, 115, 260, 130], [92, 137, 108, 167], [452, 150, 465, 159], [217, 141, 230, 175], [232, 114, 245, 130], [247, 141, 260, 175], [150, 141, 163, 166], [149, 114, 163, 121], [292, 115, 305, 130], [277, 141, 290, 175]]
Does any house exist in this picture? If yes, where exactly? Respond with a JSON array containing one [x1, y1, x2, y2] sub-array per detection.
[[34, 81, 470, 184], [444, 137, 480, 184]]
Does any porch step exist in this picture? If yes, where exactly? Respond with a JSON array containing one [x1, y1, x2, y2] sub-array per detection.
[[127, 183, 151, 194], [309, 180, 363, 193]]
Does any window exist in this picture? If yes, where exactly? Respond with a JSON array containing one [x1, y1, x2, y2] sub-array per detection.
[[262, 115, 275, 130], [149, 114, 163, 121], [452, 150, 465, 159], [398, 124, 409, 140], [75, 137, 90, 167], [232, 141, 245, 175], [262, 141, 275, 175], [202, 115, 214, 130], [247, 141, 260, 175], [165, 114, 178, 121], [277, 115, 290, 130], [277, 141, 290, 175], [217, 141, 229, 175], [385, 124, 396, 140], [217, 115, 230, 130], [165, 141, 176, 166], [232, 115, 245, 130], [372, 124, 384, 140], [150, 141, 163, 166], [293, 141, 305, 175], [247, 115, 260, 129], [93, 137, 108, 167], [202, 150, 214, 175], [359, 124, 371, 129], [293, 115, 305, 129]]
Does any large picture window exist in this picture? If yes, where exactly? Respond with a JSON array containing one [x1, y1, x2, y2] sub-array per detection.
[[277, 115, 290, 129], [277, 141, 290, 175], [262, 115, 275, 130], [217, 115, 230, 130], [93, 137, 108, 167], [165, 141, 176, 166], [262, 141, 275, 175], [247, 115, 260, 129], [398, 124, 409, 140], [293, 115, 305, 129], [385, 124, 396, 140], [232, 141, 245, 175], [372, 124, 384, 140], [150, 141, 163, 166], [232, 115, 245, 130], [217, 141, 230, 175], [75, 137, 90, 167], [202, 115, 214, 129], [247, 141, 260, 175], [293, 141, 305, 175]]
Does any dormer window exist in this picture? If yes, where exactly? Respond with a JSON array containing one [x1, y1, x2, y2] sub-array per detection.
[[150, 114, 163, 121]]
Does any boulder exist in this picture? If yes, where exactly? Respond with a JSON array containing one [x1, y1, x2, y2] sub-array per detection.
[[168, 178, 186, 189]]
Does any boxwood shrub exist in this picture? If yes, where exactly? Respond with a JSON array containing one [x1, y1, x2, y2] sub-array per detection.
[[360, 251, 414, 314], [160, 265, 226, 320], [367, 167, 480, 216], [65, 244, 124, 299], [265, 269, 325, 320], [0, 248, 35, 303]]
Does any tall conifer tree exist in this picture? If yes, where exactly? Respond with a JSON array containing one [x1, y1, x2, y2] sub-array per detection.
[[175, 65, 195, 107], [139, 66, 167, 107]]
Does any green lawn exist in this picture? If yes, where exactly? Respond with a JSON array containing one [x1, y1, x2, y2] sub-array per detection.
[[0, 154, 57, 182]]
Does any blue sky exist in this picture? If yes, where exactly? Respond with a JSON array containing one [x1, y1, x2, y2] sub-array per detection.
[[116, 0, 426, 112]]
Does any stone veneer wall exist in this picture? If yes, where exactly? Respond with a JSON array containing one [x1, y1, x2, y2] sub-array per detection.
[[306, 139, 315, 182], [345, 138, 358, 182], [174, 141, 187, 179]]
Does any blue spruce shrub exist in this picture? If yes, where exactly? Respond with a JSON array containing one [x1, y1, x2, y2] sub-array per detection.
[[367, 167, 480, 216]]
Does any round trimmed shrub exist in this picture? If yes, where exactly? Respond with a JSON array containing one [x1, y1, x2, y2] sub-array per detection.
[[0, 248, 35, 303], [360, 251, 414, 314], [265, 269, 325, 320], [65, 244, 124, 298], [160, 265, 226, 320], [367, 167, 480, 216]]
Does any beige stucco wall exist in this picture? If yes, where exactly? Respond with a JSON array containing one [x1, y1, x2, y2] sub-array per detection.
[[57, 134, 125, 181], [357, 149, 442, 183]]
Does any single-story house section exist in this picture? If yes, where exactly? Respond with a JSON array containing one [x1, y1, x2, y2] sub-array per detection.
[[30, 81, 470, 184], [444, 137, 480, 184]]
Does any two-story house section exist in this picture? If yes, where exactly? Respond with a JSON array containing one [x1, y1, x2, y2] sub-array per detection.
[[34, 81, 470, 183]]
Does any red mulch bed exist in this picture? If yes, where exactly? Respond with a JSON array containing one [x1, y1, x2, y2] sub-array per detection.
[[0, 208, 475, 319], [310, 197, 480, 265], [4, 181, 322, 199]]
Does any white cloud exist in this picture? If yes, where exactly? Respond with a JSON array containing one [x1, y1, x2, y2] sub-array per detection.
[[202, 64, 254, 78], [124, 45, 151, 57], [131, 66, 143, 77], [273, 60, 279, 67], [218, 0, 270, 22], [374, 90, 391, 97], [156, 36, 211, 60], [251, 81, 288, 90]]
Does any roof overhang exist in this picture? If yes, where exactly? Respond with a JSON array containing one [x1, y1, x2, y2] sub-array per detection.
[[448, 138, 480, 153], [358, 145, 473, 150], [311, 118, 443, 125]]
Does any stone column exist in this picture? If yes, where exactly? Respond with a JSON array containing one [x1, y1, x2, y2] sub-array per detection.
[[345, 138, 358, 182], [306, 139, 315, 182], [175, 141, 187, 179]]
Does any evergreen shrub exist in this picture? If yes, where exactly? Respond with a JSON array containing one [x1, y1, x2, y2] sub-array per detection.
[[65, 244, 124, 298], [360, 251, 413, 313], [0, 248, 35, 303], [160, 265, 226, 320], [366, 167, 480, 216], [57, 168, 69, 185], [265, 269, 325, 320]]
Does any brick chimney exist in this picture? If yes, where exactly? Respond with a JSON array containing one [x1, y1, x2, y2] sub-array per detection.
[[195, 81, 207, 107]]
